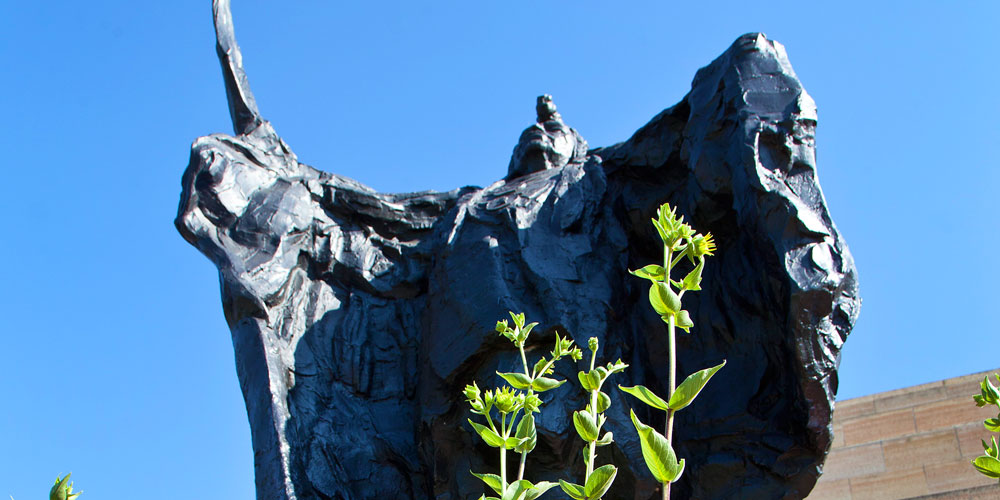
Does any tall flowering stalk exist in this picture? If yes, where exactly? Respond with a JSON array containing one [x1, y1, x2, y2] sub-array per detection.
[[465, 312, 582, 500], [558, 337, 627, 500], [619, 203, 725, 500]]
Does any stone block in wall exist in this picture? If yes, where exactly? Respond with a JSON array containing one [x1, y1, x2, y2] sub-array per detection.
[[843, 408, 917, 446]]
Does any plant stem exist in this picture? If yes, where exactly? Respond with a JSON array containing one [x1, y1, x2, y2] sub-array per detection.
[[587, 388, 598, 481], [664, 313, 677, 500], [666, 312, 676, 441], [664, 243, 676, 500], [501, 445, 507, 491], [664, 243, 671, 279], [586, 347, 599, 482], [670, 248, 686, 269], [501, 413, 508, 491], [517, 343, 531, 481]]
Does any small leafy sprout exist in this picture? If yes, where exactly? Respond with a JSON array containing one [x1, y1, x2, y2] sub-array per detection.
[[974, 374, 1000, 407], [49, 474, 81, 500], [972, 373, 1000, 482], [468, 312, 581, 500], [620, 202, 724, 500], [559, 337, 627, 500]]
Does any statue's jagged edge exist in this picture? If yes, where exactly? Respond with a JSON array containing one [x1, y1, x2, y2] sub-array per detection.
[[176, 3, 860, 499]]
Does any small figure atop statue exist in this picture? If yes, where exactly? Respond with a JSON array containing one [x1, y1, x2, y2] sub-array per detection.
[[535, 94, 562, 123], [507, 95, 589, 180]]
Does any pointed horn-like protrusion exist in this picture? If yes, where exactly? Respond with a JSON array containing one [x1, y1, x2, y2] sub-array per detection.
[[213, 0, 263, 135]]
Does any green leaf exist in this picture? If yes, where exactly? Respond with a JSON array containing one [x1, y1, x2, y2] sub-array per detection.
[[668, 360, 726, 411], [648, 282, 681, 316], [985, 436, 999, 458], [630, 409, 685, 484], [982, 377, 1000, 404], [502, 480, 534, 500], [596, 431, 614, 447], [674, 459, 686, 480], [574, 410, 599, 442], [630, 265, 666, 281], [619, 385, 670, 411], [515, 414, 537, 453], [469, 419, 505, 448], [525, 481, 557, 500], [519, 322, 538, 342], [533, 357, 549, 377], [50, 474, 79, 500], [471, 472, 504, 495], [681, 260, 703, 291], [596, 391, 611, 413], [580, 370, 601, 391], [651, 218, 670, 245], [985, 418, 1000, 433], [505, 436, 529, 450], [972, 455, 1000, 479], [50, 476, 68, 500], [605, 359, 629, 375], [658, 204, 678, 230], [675, 310, 694, 332], [497, 372, 532, 390], [558, 480, 587, 500], [584, 464, 618, 500], [510, 312, 525, 329], [976, 377, 1000, 406], [532, 376, 566, 392], [588, 371, 602, 390]]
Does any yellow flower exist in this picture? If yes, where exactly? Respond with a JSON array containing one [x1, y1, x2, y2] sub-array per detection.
[[690, 233, 717, 257]]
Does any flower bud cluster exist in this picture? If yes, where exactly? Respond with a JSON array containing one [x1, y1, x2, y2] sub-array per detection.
[[466, 312, 585, 499], [651, 204, 715, 259]]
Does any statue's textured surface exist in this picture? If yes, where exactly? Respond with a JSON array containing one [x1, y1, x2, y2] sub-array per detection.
[[176, 2, 860, 499], [507, 94, 589, 180]]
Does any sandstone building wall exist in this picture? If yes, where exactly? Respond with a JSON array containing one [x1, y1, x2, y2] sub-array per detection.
[[808, 369, 1000, 500]]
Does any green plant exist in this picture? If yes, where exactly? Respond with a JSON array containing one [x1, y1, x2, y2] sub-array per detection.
[[8, 473, 82, 500], [619, 203, 725, 500], [464, 312, 583, 500], [49, 474, 81, 500], [972, 373, 1000, 482], [558, 337, 627, 500]]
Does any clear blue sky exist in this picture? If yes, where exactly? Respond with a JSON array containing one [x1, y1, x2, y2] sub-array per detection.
[[2, 1, 997, 498]]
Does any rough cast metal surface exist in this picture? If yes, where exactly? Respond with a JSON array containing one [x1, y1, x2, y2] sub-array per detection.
[[507, 94, 589, 180], [176, 3, 860, 499]]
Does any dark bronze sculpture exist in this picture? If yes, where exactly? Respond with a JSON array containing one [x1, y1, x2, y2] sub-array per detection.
[[507, 95, 589, 180], [176, 1, 860, 498]]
